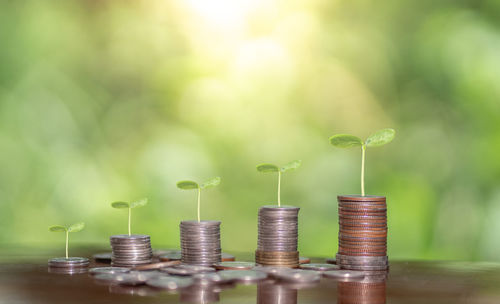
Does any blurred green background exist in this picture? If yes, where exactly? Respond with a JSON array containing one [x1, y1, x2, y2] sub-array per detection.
[[1, 0, 500, 261]]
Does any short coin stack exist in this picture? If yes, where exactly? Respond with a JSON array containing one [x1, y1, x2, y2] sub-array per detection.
[[110, 234, 153, 267], [255, 206, 300, 268], [336, 195, 388, 271], [180, 220, 221, 266], [48, 257, 89, 274]]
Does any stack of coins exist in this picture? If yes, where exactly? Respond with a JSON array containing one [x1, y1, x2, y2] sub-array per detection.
[[180, 220, 221, 266], [255, 206, 300, 268], [48, 257, 89, 274], [336, 195, 388, 271], [110, 235, 153, 267]]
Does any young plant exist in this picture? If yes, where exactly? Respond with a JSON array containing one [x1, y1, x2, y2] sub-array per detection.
[[329, 128, 395, 196], [256, 160, 302, 207], [48, 222, 85, 259], [111, 198, 148, 236], [177, 177, 221, 223]]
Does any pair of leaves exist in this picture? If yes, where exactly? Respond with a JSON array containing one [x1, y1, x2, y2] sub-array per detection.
[[329, 128, 395, 148], [111, 198, 148, 209], [177, 177, 221, 190], [49, 222, 85, 233], [257, 160, 302, 173]]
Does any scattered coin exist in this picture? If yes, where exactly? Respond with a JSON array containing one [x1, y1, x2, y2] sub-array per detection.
[[322, 270, 365, 280], [89, 267, 130, 275], [218, 270, 267, 283], [221, 253, 236, 262], [161, 264, 215, 276], [300, 263, 340, 271], [133, 261, 181, 271], [299, 257, 311, 264], [214, 261, 255, 270], [274, 269, 321, 283], [146, 276, 193, 290], [159, 251, 182, 262], [93, 252, 112, 263]]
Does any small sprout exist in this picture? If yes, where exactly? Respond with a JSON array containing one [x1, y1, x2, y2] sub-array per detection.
[[329, 128, 395, 196], [177, 177, 221, 222], [49, 222, 85, 259], [111, 198, 148, 236], [257, 160, 302, 207]]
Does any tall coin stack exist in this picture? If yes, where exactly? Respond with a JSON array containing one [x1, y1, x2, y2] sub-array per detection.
[[180, 220, 221, 266], [255, 206, 300, 268], [336, 195, 388, 271], [110, 234, 153, 267]]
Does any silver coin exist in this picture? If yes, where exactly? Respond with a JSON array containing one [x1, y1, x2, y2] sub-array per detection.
[[214, 262, 255, 270], [218, 270, 267, 283], [161, 265, 215, 276], [94, 271, 160, 286], [89, 267, 130, 275], [300, 263, 340, 271], [322, 270, 365, 280], [274, 269, 321, 283], [49, 257, 89, 264], [146, 276, 193, 290], [192, 273, 232, 285]]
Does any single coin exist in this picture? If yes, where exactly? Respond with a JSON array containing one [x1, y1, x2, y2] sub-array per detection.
[[89, 267, 130, 275], [326, 258, 336, 265], [299, 257, 311, 264], [218, 270, 267, 283], [274, 269, 321, 283], [133, 261, 181, 271], [161, 264, 215, 276], [146, 276, 193, 290], [221, 253, 236, 262], [322, 270, 365, 280], [214, 261, 255, 270], [300, 263, 340, 271]]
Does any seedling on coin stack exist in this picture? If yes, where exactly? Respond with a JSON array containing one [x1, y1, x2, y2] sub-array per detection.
[[255, 160, 302, 268], [177, 177, 222, 266], [48, 222, 89, 273], [329, 128, 395, 272], [109, 198, 153, 267]]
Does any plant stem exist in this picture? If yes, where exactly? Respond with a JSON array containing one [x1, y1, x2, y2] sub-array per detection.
[[361, 145, 366, 196], [65, 230, 69, 259], [278, 171, 282, 207], [197, 187, 201, 222], [128, 208, 131, 236]]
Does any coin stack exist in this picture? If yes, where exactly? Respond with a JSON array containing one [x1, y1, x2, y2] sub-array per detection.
[[336, 195, 388, 271], [110, 234, 153, 267], [180, 220, 221, 266], [48, 257, 89, 274], [255, 206, 300, 268]]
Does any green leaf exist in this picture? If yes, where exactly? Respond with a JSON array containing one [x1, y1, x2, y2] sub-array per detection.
[[177, 180, 199, 190], [365, 128, 396, 147], [111, 201, 130, 209], [130, 198, 148, 209], [256, 164, 279, 173], [68, 222, 85, 233], [201, 177, 221, 189], [281, 160, 302, 172], [329, 134, 363, 148], [49, 225, 67, 232]]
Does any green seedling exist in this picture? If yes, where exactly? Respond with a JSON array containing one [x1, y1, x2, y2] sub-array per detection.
[[177, 177, 221, 222], [329, 128, 395, 196], [256, 160, 302, 207], [111, 198, 148, 236], [48, 222, 85, 259]]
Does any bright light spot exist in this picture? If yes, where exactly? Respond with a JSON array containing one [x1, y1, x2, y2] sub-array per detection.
[[185, 0, 259, 28]]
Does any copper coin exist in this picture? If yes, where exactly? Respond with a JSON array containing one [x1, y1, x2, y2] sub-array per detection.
[[132, 260, 181, 270], [299, 257, 311, 264], [221, 253, 236, 262], [338, 195, 386, 202]]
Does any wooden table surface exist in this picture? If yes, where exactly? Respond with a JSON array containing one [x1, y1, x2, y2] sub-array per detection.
[[1, 247, 499, 303]]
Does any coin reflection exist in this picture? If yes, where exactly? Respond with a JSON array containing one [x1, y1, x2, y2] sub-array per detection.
[[337, 272, 387, 304], [257, 281, 298, 304], [179, 284, 221, 303]]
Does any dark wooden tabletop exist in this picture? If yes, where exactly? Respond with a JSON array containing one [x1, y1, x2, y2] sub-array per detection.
[[1, 247, 499, 303]]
